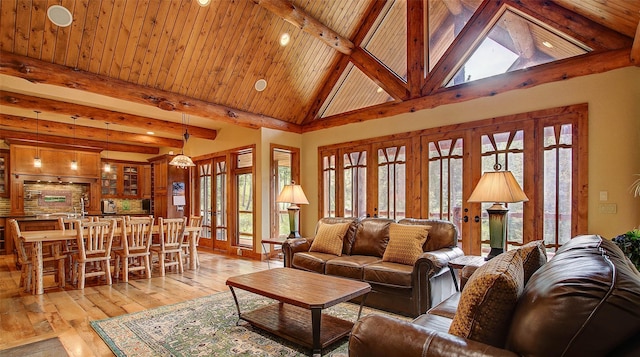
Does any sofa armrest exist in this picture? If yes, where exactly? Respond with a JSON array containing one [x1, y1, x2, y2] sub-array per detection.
[[349, 315, 517, 357], [415, 246, 464, 278], [282, 237, 312, 267]]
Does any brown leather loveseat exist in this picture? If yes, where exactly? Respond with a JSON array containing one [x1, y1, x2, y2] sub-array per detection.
[[282, 217, 463, 317], [349, 235, 640, 357]]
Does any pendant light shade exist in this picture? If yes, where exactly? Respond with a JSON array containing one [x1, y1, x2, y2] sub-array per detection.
[[104, 122, 111, 172], [71, 116, 78, 170], [169, 114, 195, 169]]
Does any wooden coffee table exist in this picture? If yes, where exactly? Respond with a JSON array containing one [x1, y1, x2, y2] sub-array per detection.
[[226, 267, 371, 355]]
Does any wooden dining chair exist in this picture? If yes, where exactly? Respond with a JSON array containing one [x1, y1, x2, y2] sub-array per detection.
[[58, 216, 93, 280], [9, 219, 66, 293], [151, 217, 187, 277], [71, 220, 115, 289], [182, 215, 204, 268], [114, 216, 155, 282]]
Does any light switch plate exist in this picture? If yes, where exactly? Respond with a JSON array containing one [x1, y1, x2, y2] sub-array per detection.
[[599, 191, 608, 201]]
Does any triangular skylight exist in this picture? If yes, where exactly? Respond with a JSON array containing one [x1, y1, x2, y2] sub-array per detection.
[[446, 8, 591, 87], [320, 63, 394, 118]]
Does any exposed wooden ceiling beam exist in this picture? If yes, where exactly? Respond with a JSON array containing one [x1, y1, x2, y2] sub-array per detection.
[[251, 0, 355, 55], [0, 91, 217, 140], [350, 48, 408, 100], [0, 129, 160, 155], [506, 0, 633, 51], [0, 52, 301, 133], [302, 0, 389, 124], [407, 0, 425, 98], [304, 48, 632, 132], [631, 20, 640, 65], [1, 113, 184, 148], [422, 0, 505, 96], [502, 12, 536, 59]]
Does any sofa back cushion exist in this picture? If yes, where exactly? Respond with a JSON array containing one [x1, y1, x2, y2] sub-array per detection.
[[315, 217, 359, 255], [350, 218, 394, 257], [449, 249, 525, 348], [516, 240, 547, 284], [309, 221, 352, 256], [382, 224, 431, 265], [397, 218, 457, 252], [506, 235, 640, 356]]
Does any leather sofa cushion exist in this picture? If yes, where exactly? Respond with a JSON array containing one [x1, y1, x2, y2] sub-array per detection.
[[325, 255, 382, 280], [382, 223, 430, 265], [309, 221, 351, 256], [363, 261, 414, 287], [506, 235, 640, 357], [350, 218, 394, 257], [449, 249, 524, 348], [291, 251, 337, 273]]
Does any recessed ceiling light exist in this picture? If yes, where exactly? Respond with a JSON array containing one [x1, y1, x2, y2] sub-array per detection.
[[147, 131, 155, 135], [197, 0, 211, 6], [280, 33, 290, 46], [255, 79, 267, 92], [47, 5, 73, 27], [542, 41, 553, 48], [376, 87, 384, 93]]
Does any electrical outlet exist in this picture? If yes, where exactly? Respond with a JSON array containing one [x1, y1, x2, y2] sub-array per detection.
[[237, 248, 243, 256], [599, 191, 608, 201], [599, 203, 617, 214]]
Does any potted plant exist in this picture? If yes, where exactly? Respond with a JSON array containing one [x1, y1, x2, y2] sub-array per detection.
[[613, 229, 640, 271], [631, 174, 640, 197]]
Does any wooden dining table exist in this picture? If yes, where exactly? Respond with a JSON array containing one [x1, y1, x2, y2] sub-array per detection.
[[20, 225, 202, 295]]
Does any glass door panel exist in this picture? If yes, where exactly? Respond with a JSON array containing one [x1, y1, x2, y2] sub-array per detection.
[[421, 134, 467, 249], [213, 158, 228, 252], [374, 141, 408, 220], [342, 148, 368, 218]]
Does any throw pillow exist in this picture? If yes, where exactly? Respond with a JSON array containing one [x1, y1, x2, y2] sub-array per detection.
[[381, 223, 430, 265], [448, 249, 525, 348], [309, 221, 351, 256], [516, 240, 547, 283]]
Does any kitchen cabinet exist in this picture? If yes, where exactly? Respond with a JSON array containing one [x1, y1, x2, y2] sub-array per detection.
[[101, 161, 142, 198], [0, 150, 8, 197]]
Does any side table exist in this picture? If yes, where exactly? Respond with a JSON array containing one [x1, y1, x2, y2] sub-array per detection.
[[448, 255, 486, 291], [261, 237, 287, 269]]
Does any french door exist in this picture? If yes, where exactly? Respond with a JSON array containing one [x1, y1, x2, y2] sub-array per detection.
[[196, 157, 229, 253]]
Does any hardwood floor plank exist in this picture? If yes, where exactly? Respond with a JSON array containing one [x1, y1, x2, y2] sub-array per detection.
[[0, 251, 281, 355]]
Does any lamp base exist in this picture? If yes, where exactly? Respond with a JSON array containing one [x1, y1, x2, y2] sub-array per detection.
[[486, 203, 509, 261], [287, 204, 301, 238]]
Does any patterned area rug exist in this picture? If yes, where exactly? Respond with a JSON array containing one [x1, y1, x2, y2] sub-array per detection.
[[91, 290, 403, 356]]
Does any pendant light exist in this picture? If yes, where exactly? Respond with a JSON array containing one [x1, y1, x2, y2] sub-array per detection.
[[70, 116, 78, 170], [104, 122, 111, 173], [169, 113, 196, 169], [33, 110, 42, 168]]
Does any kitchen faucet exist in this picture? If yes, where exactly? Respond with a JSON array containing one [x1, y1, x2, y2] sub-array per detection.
[[80, 197, 86, 218]]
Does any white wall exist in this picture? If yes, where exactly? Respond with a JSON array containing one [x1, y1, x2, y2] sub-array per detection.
[[299, 66, 640, 239]]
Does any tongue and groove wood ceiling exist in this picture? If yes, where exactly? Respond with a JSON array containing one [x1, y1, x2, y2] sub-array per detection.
[[0, 0, 638, 154]]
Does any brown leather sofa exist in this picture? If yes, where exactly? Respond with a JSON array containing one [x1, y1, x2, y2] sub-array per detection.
[[349, 235, 640, 357], [282, 217, 463, 317]]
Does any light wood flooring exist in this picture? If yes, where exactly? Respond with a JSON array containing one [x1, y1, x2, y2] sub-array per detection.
[[0, 250, 282, 356]]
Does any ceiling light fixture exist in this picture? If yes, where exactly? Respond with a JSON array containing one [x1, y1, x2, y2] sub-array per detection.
[[147, 131, 155, 135], [47, 5, 73, 27], [70, 116, 78, 170], [542, 41, 553, 48], [169, 114, 196, 169], [34, 110, 42, 168], [280, 33, 290, 46], [104, 122, 111, 173], [197, 0, 212, 6], [255, 79, 267, 92]]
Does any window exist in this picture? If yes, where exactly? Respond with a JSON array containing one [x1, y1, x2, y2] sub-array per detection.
[[234, 149, 254, 248], [270, 146, 300, 238]]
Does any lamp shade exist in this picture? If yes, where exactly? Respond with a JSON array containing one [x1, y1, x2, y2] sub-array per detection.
[[468, 170, 529, 203], [169, 154, 195, 169], [276, 182, 309, 205]]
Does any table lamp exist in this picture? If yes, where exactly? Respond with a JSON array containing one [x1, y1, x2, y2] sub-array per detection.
[[468, 164, 528, 260], [276, 181, 309, 238]]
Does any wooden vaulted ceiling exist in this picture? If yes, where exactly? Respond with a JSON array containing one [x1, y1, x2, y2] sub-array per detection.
[[0, 0, 638, 154]]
